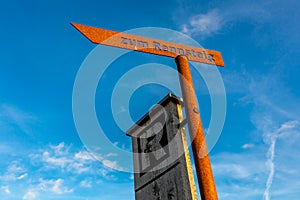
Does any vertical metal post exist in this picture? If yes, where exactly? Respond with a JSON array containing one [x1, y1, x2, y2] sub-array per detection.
[[175, 55, 218, 200]]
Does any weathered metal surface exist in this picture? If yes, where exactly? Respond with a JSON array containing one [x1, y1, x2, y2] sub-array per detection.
[[127, 94, 198, 200], [175, 56, 218, 200], [177, 103, 198, 200], [71, 23, 224, 67]]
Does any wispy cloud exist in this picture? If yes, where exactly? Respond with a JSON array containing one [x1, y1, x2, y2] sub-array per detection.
[[0, 142, 132, 199], [182, 9, 223, 37], [264, 137, 275, 200], [179, 1, 270, 38], [0, 161, 28, 181], [211, 151, 266, 199], [210, 49, 300, 199], [262, 120, 299, 200], [38, 178, 73, 194], [80, 179, 92, 188], [98, 168, 117, 181], [23, 190, 38, 200], [241, 143, 254, 149], [1, 186, 11, 194], [30, 142, 123, 175], [242, 61, 300, 199], [212, 152, 266, 180], [0, 104, 38, 134]]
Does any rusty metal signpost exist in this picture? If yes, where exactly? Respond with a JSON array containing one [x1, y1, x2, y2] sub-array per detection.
[[72, 23, 224, 200]]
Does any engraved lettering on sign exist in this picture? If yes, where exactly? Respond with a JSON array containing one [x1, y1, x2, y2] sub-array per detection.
[[140, 121, 166, 171], [121, 37, 127, 44], [137, 40, 149, 48], [153, 41, 161, 50], [128, 39, 136, 46], [153, 182, 161, 200], [71, 23, 225, 66], [168, 187, 176, 200]]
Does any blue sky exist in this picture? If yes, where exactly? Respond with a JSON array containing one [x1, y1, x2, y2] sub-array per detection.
[[0, 0, 300, 199]]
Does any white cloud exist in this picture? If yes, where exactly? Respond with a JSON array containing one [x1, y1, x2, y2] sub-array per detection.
[[102, 159, 118, 169], [72, 163, 90, 174], [36, 143, 97, 174], [211, 152, 266, 200], [50, 142, 70, 156], [212, 152, 266, 180], [98, 168, 117, 181], [129, 174, 134, 180], [42, 150, 72, 169], [179, 1, 271, 38], [264, 141, 275, 200], [245, 74, 300, 199], [211, 151, 267, 199], [23, 190, 38, 200], [241, 143, 254, 149], [245, 69, 300, 199], [75, 150, 101, 161], [106, 153, 118, 157], [278, 121, 299, 134], [222, 33, 298, 159], [102, 159, 125, 171], [1, 142, 129, 199], [240, 62, 300, 198], [39, 178, 73, 194], [182, 10, 222, 36], [217, 182, 264, 199], [262, 120, 299, 200], [1, 186, 11, 194], [0, 161, 27, 181], [214, 163, 250, 179], [7, 162, 25, 172], [17, 173, 28, 180], [80, 179, 92, 188], [0, 104, 38, 134], [29, 142, 124, 180]]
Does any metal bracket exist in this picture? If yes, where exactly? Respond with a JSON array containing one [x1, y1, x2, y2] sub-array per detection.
[[178, 118, 187, 129], [193, 107, 200, 114]]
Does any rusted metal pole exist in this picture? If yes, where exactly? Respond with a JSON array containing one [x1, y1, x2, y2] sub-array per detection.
[[175, 55, 218, 200]]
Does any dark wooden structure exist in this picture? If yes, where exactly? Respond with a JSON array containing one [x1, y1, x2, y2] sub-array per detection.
[[126, 93, 198, 200]]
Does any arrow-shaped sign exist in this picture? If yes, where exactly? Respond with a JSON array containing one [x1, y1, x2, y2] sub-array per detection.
[[71, 23, 224, 67]]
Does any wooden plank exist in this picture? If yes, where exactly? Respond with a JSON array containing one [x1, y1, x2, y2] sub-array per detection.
[[127, 94, 198, 200]]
